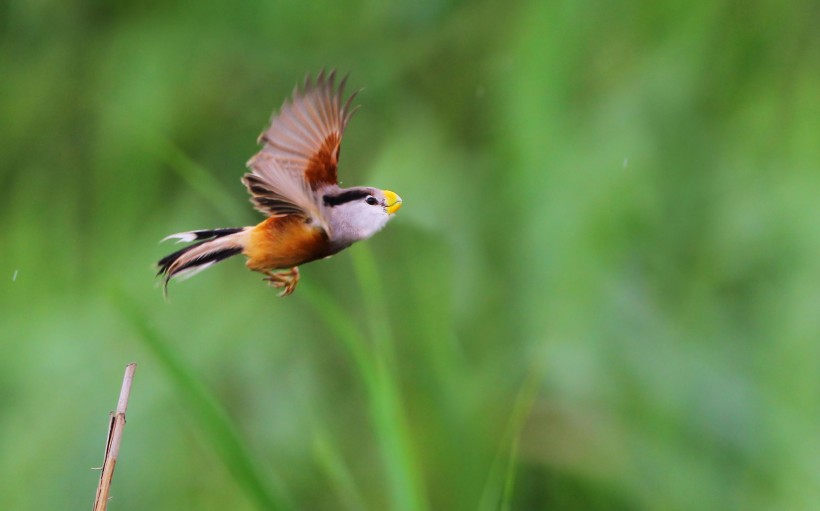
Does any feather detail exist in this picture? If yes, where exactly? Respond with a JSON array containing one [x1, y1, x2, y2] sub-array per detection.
[[156, 228, 249, 295], [243, 152, 330, 235], [162, 232, 198, 243], [255, 69, 359, 190], [170, 261, 218, 282], [162, 228, 245, 244]]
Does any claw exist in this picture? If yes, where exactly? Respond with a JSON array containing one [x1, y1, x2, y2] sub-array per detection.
[[262, 267, 300, 297]]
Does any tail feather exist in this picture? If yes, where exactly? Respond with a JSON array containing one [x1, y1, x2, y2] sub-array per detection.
[[162, 227, 245, 243], [157, 227, 249, 294]]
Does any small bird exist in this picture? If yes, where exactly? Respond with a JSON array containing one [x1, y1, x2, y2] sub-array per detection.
[[157, 71, 402, 296]]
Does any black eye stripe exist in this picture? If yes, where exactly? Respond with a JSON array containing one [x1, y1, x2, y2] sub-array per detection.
[[323, 190, 371, 206]]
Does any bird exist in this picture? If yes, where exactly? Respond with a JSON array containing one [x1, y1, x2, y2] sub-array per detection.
[[156, 71, 402, 297]]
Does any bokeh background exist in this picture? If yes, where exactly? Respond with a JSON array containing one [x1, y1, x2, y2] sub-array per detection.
[[2, 0, 820, 509]]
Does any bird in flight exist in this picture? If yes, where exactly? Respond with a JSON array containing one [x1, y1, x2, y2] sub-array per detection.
[[157, 71, 402, 296]]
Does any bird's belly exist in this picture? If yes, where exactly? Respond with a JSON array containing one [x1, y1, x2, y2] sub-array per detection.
[[244, 217, 332, 271]]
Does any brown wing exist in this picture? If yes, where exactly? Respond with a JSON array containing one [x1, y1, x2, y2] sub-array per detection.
[[255, 70, 359, 190], [243, 152, 330, 233]]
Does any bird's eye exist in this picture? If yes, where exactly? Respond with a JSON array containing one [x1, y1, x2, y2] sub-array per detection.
[[365, 196, 379, 206]]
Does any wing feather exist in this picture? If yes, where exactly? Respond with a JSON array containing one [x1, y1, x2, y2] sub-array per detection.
[[255, 70, 359, 189], [243, 153, 330, 233]]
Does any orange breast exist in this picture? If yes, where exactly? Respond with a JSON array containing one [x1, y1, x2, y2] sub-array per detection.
[[244, 216, 332, 271]]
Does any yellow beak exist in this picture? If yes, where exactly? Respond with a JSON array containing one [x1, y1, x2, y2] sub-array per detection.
[[383, 190, 403, 215]]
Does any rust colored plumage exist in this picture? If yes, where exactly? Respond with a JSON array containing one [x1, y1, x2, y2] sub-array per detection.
[[244, 216, 333, 271], [304, 132, 341, 188]]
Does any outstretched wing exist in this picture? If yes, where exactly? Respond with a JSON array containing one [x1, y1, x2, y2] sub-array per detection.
[[242, 152, 330, 232], [255, 69, 359, 190]]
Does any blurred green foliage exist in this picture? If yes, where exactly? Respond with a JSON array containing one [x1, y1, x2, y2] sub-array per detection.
[[2, 0, 820, 509]]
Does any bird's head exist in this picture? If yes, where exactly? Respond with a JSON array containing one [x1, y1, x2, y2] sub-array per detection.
[[323, 187, 403, 243]]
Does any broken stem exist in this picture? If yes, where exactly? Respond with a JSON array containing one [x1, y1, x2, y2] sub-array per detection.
[[93, 363, 137, 511]]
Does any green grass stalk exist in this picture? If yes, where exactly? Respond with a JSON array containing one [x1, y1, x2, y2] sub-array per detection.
[[312, 426, 368, 511], [114, 291, 292, 511], [300, 271, 428, 511], [478, 365, 541, 511]]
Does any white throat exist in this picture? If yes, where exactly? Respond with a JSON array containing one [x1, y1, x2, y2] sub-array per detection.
[[326, 201, 391, 247]]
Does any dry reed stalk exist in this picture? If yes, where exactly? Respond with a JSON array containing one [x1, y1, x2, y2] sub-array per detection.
[[92, 363, 137, 511]]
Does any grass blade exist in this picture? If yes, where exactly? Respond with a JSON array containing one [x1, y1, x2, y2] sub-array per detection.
[[113, 291, 292, 511], [150, 135, 248, 222], [312, 425, 369, 511], [352, 245, 428, 511], [299, 274, 428, 511], [478, 365, 541, 511]]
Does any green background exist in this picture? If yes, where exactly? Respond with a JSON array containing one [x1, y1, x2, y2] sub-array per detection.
[[2, 0, 819, 509]]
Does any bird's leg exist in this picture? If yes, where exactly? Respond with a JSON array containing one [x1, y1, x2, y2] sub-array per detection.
[[262, 267, 300, 297]]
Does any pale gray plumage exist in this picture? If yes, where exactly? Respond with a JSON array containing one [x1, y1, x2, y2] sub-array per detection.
[[322, 187, 397, 250]]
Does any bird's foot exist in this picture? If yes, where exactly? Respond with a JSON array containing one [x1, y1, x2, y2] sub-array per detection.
[[263, 267, 300, 297]]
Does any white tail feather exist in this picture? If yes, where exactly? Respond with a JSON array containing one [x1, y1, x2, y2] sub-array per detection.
[[162, 232, 199, 243]]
